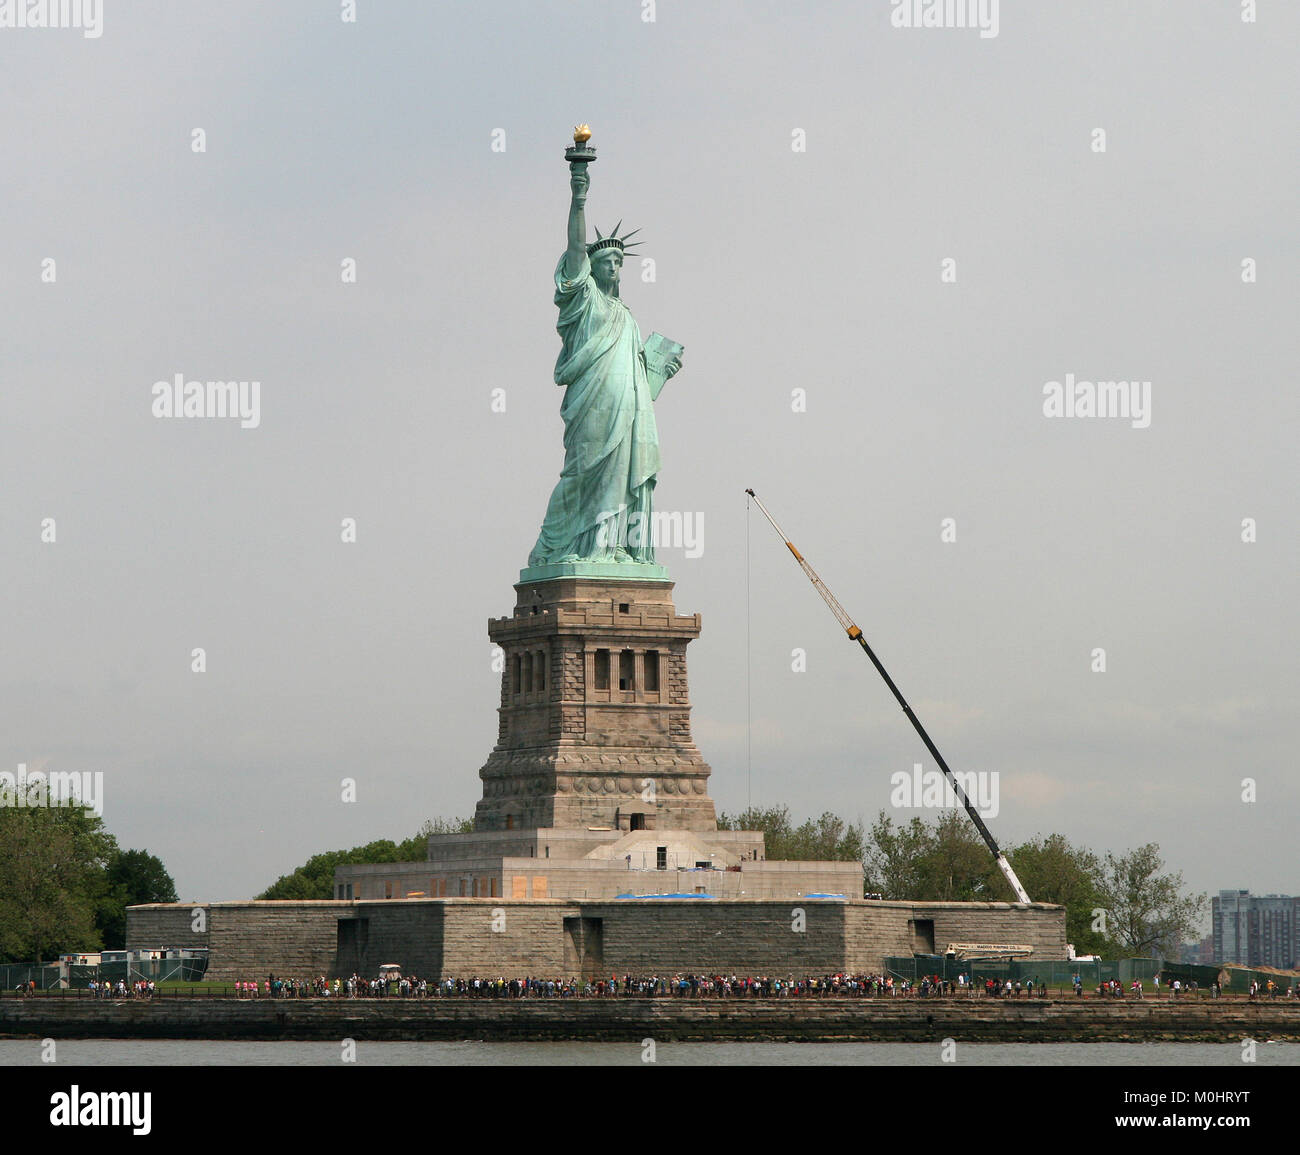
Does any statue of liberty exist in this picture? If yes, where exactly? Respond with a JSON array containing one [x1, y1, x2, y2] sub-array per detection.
[[526, 128, 682, 572]]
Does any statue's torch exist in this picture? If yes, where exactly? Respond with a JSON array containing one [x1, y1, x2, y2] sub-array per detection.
[[565, 124, 597, 166]]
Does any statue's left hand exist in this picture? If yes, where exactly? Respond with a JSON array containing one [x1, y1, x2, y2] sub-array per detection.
[[664, 356, 682, 379]]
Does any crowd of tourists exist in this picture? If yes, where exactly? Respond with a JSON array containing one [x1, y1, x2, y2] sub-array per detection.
[[979, 978, 1049, 998], [87, 979, 155, 998], [89, 971, 1300, 1001], [8, 971, 1297, 999], [233, 975, 437, 998], [1071, 976, 1210, 998], [227, 972, 1064, 999], [234, 976, 338, 998], [1080, 978, 1146, 998], [1248, 979, 1293, 999]]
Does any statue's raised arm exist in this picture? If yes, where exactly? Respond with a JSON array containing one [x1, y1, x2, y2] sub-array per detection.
[[564, 164, 589, 280]]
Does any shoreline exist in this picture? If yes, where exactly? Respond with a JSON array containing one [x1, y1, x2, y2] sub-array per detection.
[[4, 997, 1298, 1043]]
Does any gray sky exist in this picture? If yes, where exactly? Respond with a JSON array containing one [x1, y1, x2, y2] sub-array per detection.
[[2, 1, 1295, 919]]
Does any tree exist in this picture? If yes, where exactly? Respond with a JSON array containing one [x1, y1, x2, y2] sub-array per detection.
[[257, 817, 473, 900], [1008, 833, 1112, 955], [862, 812, 930, 898], [915, 810, 1010, 902], [717, 806, 794, 855], [1094, 843, 1206, 958], [0, 807, 117, 963], [717, 806, 863, 862], [414, 815, 474, 842], [788, 811, 866, 862], [259, 842, 401, 900], [738, 803, 1205, 957], [99, 849, 179, 950], [862, 810, 1006, 901]]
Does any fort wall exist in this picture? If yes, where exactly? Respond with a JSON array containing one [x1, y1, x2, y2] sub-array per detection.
[[129, 899, 1067, 982]]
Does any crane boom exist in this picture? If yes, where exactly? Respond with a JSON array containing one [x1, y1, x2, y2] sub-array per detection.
[[745, 488, 1033, 905]]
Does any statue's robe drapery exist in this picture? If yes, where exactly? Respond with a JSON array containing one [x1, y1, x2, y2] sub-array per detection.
[[528, 252, 660, 565]]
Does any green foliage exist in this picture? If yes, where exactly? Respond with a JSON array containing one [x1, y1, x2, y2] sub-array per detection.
[[256, 817, 473, 900], [921, 811, 1010, 901], [863, 810, 1009, 902], [729, 807, 1002, 899], [717, 806, 864, 862], [0, 807, 118, 963], [99, 849, 179, 950], [744, 804, 1204, 956], [1007, 833, 1113, 956], [717, 805, 789, 842], [415, 815, 474, 839], [258, 842, 401, 900], [861, 812, 929, 897], [1093, 843, 1207, 958]]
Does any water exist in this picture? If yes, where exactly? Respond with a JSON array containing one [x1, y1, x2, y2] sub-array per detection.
[[2, 1040, 1298, 1065]]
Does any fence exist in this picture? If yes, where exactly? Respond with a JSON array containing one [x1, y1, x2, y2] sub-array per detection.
[[0, 964, 61, 991], [968, 958, 1163, 989], [882, 956, 1300, 994], [1, 956, 208, 991], [884, 956, 1164, 990], [1219, 965, 1298, 994], [1153, 962, 1225, 990], [884, 955, 971, 984]]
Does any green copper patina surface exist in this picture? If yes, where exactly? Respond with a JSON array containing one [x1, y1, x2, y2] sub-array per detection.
[[521, 135, 681, 584]]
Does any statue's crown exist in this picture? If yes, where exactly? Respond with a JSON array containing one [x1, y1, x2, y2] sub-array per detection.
[[588, 221, 642, 258]]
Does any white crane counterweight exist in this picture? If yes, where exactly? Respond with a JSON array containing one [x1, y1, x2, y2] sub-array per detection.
[[744, 488, 1033, 906]]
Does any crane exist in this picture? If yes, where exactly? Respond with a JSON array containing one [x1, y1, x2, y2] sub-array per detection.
[[745, 488, 1033, 905]]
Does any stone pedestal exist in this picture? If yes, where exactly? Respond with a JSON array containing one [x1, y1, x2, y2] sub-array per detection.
[[473, 577, 716, 833]]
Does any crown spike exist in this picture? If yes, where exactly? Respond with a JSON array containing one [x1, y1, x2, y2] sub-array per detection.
[[585, 221, 646, 259]]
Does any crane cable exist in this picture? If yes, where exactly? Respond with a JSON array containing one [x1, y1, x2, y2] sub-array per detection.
[[746, 490, 752, 811]]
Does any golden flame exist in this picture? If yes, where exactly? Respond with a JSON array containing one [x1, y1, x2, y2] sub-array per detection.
[[573, 124, 592, 144]]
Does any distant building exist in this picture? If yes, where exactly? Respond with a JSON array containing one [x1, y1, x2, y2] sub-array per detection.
[[1194, 934, 1215, 966], [1212, 890, 1299, 969], [1177, 936, 1215, 966]]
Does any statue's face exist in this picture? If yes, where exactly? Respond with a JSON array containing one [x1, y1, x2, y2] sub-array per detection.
[[591, 249, 623, 293]]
